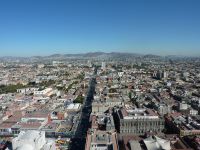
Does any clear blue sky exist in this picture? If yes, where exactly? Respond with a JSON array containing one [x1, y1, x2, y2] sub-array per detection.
[[0, 0, 200, 56]]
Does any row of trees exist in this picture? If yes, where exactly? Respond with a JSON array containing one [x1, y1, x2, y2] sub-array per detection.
[[0, 84, 26, 94], [0, 79, 57, 95]]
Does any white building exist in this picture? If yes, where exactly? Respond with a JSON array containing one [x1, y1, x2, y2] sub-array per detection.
[[179, 101, 188, 110], [143, 136, 171, 150], [12, 130, 55, 150], [34, 88, 54, 96], [101, 62, 106, 70], [190, 109, 198, 116], [66, 103, 81, 112], [163, 71, 168, 79], [17, 88, 38, 94], [52, 61, 63, 66]]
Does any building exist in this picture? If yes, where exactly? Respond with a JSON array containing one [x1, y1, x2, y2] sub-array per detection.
[[153, 70, 167, 80], [165, 113, 200, 136], [156, 103, 172, 115], [12, 130, 55, 150], [92, 102, 110, 113], [179, 101, 188, 110], [92, 97, 124, 113], [90, 113, 115, 131], [17, 88, 38, 95], [114, 108, 164, 135], [52, 61, 63, 67], [122, 135, 142, 150], [143, 136, 171, 150], [34, 88, 54, 97], [101, 62, 106, 70], [85, 129, 119, 150], [66, 103, 81, 112]]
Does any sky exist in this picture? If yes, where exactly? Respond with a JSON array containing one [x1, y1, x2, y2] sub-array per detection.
[[0, 0, 200, 56]]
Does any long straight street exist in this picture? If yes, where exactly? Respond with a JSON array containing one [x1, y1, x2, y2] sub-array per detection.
[[70, 69, 96, 150]]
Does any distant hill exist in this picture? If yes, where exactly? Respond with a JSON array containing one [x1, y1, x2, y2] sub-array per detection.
[[42, 52, 143, 59], [0, 52, 199, 62]]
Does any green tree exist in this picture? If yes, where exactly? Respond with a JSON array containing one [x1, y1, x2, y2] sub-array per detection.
[[74, 95, 84, 104], [128, 91, 132, 100]]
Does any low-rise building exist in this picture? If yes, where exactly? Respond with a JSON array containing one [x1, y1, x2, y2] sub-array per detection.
[[85, 129, 119, 150]]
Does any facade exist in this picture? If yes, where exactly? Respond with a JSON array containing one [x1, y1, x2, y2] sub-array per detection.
[[156, 103, 172, 115], [114, 108, 164, 135], [34, 88, 54, 96], [92, 97, 124, 113]]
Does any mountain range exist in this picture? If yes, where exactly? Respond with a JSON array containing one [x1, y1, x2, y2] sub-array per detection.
[[0, 52, 199, 62]]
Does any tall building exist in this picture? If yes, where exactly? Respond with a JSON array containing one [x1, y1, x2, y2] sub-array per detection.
[[163, 71, 168, 79], [101, 62, 106, 70], [88, 60, 93, 67], [153, 70, 168, 80]]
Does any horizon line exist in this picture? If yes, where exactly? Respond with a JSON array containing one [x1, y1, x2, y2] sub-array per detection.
[[0, 51, 200, 58]]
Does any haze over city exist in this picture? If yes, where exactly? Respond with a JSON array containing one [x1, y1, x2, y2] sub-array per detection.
[[0, 0, 200, 56]]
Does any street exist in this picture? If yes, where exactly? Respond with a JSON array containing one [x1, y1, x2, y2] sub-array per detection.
[[69, 69, 96, 150]]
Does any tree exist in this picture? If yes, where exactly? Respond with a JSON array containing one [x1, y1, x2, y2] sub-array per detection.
[[128, 91, 132, 100], [76, 73, 85, 80], [0, 84, 27, 94], [74, 95, 84, 104]]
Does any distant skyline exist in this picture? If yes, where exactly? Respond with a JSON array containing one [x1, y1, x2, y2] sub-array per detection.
[[0, 0, 200, 57]]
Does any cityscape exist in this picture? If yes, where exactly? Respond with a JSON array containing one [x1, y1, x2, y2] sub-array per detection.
[[0, 0, 200, 150], [0, 53, 199, 150]]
